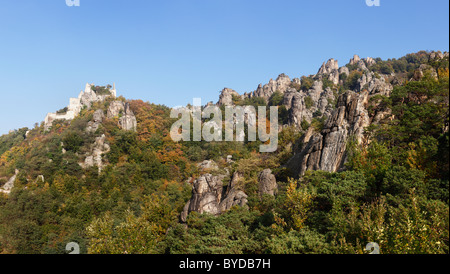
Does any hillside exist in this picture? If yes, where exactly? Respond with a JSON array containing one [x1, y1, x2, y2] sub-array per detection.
[[0, 50, 448, 254]]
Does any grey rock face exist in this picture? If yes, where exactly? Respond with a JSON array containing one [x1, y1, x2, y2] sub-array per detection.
[[286, 81, 335, 129], [252, 73, 292, 100], [429, 51, 444, 60], [357, 72, 393, 96], [197, 159, 219, 171], [317, 58, 339, 75], [80, 134, 110, 172], [218, 88, 241, 106], [349, 54, 361, 66], [0, 169, 19, 195], [86, 109, 105, 133], [315, 59, 340, 85], [180, 172, 248, 222], [411, 64, 438, 81], [339, 66, 350, 76], [349, 54, 368, 71], [119, 103, 137, 131], [258, 169, 278, 197], [288, 92, 307, 128], [107, 101, 124, 118], [328, 69, 340, 85], [364, 57, 376, 67], [286, 90, 371, 177], [220, 172, 248, 212], [107, 101, 137, 131]]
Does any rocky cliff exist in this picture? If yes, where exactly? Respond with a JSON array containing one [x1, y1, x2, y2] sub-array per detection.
[[215, 51, 448, 178]]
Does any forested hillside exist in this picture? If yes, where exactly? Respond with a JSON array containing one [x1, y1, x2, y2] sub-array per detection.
[[0, 50, 448, 254]]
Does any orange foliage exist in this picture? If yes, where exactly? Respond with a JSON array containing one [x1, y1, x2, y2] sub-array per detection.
[[129, 100, 168, 142]]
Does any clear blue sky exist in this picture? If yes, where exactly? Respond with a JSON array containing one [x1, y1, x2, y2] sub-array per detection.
[[0, 0, 448, 135]]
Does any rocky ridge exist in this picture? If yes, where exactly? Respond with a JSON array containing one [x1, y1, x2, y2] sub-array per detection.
[[215, 51, 448, 178]]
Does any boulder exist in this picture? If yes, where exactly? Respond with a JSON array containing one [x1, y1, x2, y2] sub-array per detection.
[[258, 169, 278, 197], [180, 172, 248, 222]]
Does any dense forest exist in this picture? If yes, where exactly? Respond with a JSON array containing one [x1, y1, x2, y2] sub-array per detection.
[[0, 50, 448, 254]]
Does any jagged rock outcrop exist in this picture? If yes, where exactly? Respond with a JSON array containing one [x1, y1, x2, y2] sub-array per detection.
[[80, 134, 110, 172], [107, 101, 137, 131], [180, 172, 248, 222], [0, 169, 19, 195], [219, 172, 248, 213], [286, 90, 371, 177], [316, 58, 340, 85], [251, 73, 292, 100], [349, 54, 368, 70], [287, 80, 335, 128], [218, 88, 241, 106], [429, 50, 445, 60], [258, 169, 278, 197], [317, 59, 339, 75], [86, 109, 105, 133], [365, 57, 376, 67], [339, 66, 350, 76], [119, 103, 137, 131], [349, 54, 361, 66], [411, 64, 439, 81], [197, 159, 219, 171], [358, 71, 393, 96]]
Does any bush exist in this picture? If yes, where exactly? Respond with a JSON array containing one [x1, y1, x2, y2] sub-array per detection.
[[304, 96, 314, 109], [268, 91, 284, 106], [300, 76, 314, 91], [62, 131, 84, 152]]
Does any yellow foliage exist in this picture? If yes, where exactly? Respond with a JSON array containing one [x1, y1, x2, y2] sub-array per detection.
[[285, 178, 315, 231]]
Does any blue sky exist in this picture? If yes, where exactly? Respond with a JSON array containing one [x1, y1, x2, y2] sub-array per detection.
[[0, 0, 448, 135]]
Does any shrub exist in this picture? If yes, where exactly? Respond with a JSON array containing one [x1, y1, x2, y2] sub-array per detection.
[[304, 96, 314, 109]]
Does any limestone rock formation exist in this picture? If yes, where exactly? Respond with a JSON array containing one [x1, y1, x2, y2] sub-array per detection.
[[219, 172, 248, 213], [317, 58, 339, 75], [339, 66, 350, 76], [251, 73, 292, 100], [197, 159, 219, 171], [119, 103, 138, 131], [315, 58, 341, 85], [286, 90, 371, 177], [429, 50, 445, 60], [258, 169, 278, 197], [218, 88, 241, 106], [80, 134, 110, 172], [365, 57, 376, 67], [107, 101, 137, 131], [286, 80, 335, 129], [180, 172, 248, 222], [0, 169, 19, 195], [357, 72, 393, 95], [349, 54, 361, 66], [86, 109, 105, 133], [411, 64, 438, 81], [349, 54, 367, 70]]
